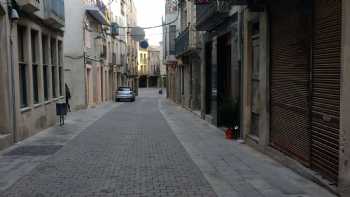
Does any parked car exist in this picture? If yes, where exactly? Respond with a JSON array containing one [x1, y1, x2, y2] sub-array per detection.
[[115, 87, 135, 102]]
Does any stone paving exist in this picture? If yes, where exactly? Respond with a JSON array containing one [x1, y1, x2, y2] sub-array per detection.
[[159, 98, 336, 197], [0, 89, 337, 197], [1, 90, 216, 197], [0, 102, 118, 192]]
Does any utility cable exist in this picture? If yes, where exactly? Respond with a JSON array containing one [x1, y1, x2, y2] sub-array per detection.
[[117, 2, 180, 29]]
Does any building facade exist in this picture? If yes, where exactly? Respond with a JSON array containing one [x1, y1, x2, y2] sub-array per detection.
[[110, 0, 129, 90], [165, 0, 350, 196], [138, 47, 148, 88], [163, 0, 180, 100], [64, 0, 128, 110], [0, 0, 65, 150], [159, 41, 167, 89], [126, 0, 138, 93], [165, 0, 202, 111], [148, 46, 161, 88]]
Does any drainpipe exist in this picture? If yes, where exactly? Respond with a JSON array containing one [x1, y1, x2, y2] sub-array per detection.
[[83, 19, 88, 108], [7, 0, 17, 143], [238, 7, 244, 140]]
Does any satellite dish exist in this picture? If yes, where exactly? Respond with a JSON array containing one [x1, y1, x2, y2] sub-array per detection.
[[130, 26, 145, 41], [139, 40, 149, 49]]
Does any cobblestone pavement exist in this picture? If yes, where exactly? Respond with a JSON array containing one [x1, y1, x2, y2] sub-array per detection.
[[1, 89, 216, 197], [159, 98, 336, 197], [0, 102, 118, 192], [0, 89, 337, 197]]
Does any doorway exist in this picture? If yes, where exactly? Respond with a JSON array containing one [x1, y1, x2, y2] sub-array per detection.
[[217, 33, 236, 127], [86, 67, 93, 106], [205, 42, 212, 115], [250, 20, 260, 137]]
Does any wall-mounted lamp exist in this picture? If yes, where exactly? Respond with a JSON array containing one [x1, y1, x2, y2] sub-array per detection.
[[10, 8, 19, 21]]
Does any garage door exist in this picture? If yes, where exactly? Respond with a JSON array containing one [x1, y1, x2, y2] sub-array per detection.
[[311, 0, 341, 183], [270, 1, 312, 164]]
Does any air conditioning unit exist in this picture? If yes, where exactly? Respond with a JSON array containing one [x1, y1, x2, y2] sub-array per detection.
[[16, 0, 40, 13]]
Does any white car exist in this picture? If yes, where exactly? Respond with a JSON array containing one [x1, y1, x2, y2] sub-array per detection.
[[115, 87, 135, 102]]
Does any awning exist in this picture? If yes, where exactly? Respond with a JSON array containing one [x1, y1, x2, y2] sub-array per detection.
[[86, 7, 110, 25]]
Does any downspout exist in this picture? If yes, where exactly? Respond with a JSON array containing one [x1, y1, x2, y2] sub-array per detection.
[[83, 18, 88, 108], [238, 7, 244, 140], [7, 0, 17, 143]]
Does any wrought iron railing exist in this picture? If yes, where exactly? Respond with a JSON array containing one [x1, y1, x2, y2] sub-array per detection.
[[175, 28, 189, 56], [196, 0, 233, 30], [47, 0, 65, 20]]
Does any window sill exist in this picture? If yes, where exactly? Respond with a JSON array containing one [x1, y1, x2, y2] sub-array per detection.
[[20, 107, 31, 113], [33, 103, 43, 108], [52, 96, 64, 102]]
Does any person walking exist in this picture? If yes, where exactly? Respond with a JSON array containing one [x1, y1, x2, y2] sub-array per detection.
[[65, 84, 71, 112]]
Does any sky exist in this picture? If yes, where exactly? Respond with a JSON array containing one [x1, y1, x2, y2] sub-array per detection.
[[134, 0, 165, 46]]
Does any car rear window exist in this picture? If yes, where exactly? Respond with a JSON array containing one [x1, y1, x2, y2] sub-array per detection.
[[118, 87, 131, 91]]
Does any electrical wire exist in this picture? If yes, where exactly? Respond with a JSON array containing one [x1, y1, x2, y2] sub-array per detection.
[[113, 28, 199, 37], [117, 1, 180, 29]]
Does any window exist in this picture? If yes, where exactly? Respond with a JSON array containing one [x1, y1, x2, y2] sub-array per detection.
[[19, 63, 28, 108], [18, 26, 28, 108], [52, 66, 57, 98], [31, 30, 39, 104], [31, 30, 39, 64], [18, 26, 26, 63], [85, 29, 91, 49], [51, 38, 57, 98], [59, 67, 63, 96], [51, 39, 56, 66], [58, 41, 63, 66], [42, 35, 48, 64], [121, 0, 125, 15], [58, 41, 63, 96], [43, 65, 49, 101], [42, 35, 49, 101], [32, 64, 39, 104], [102, 45, 107, 58], [169, 25, 176, 55]]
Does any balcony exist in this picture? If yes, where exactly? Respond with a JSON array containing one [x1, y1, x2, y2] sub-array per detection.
[[86, 0, 110, 25], [44, 0, 65, 29], [196, 0, 248, 31], [15, 0, 40, 13], [175, 29, 189, 57]]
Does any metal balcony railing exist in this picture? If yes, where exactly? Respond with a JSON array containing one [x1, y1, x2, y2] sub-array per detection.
[[196, 0, 233, 31], [175, 28, 189, 56], [44, 0, 65, 28], [15, 0, 40, 13]]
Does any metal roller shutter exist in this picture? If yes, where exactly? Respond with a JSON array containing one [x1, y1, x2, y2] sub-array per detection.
[[270, 1, 312, 164], [311, 0, 341, 184]]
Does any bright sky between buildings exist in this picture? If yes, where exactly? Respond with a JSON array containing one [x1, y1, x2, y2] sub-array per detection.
[[134, 0, 165, 46]]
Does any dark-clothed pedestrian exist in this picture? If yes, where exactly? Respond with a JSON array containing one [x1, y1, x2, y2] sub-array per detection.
[[65, 84, 71, 112]]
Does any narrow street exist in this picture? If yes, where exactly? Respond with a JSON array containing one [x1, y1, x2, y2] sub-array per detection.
[[0, 89, 335, 197]]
